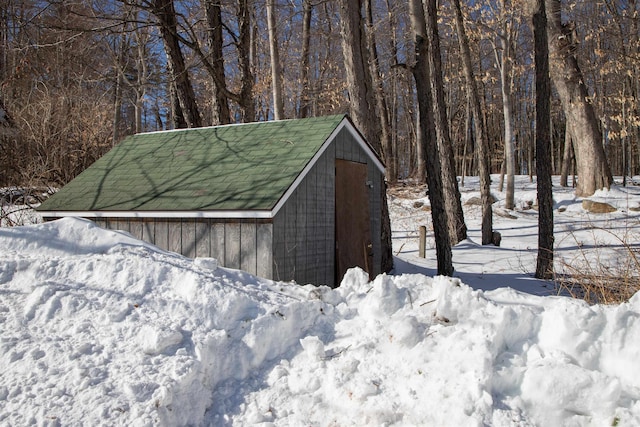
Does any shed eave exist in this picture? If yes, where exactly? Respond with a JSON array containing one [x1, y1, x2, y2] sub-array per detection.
[[39, 210, 275, 219]]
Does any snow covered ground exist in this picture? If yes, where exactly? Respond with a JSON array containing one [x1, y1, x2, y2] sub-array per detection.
[[1, 175, 640, 426]]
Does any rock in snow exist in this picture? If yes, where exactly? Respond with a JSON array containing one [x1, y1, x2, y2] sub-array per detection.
[[0, 217, 639, 426]]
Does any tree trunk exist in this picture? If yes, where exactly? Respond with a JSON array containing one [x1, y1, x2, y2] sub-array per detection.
[[364, 0, 395, 183], [152, 0, 201, 129], [169, 80, 188, 129], [112, 54, 123, 146], [409, 0, 453, 276], [497, 21, 516, 209], [204, 0, 231, 125], [560, 126, 573, 187], [337, 0, 378, 143], [424, 0, 467, 245], [266, 0, 284, 120], [237, 0, 255, 122], [452, 0, 493, 246], [534, 0, 554, 280], [545, 0, 612, 197], [337, 0, 393, 274], [298, 0, 312, 119]]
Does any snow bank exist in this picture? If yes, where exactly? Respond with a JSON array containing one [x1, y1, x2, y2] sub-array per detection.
[[0, 218, 330, 426], [1, 218, 640, 426], [233, 273, 640, 426]]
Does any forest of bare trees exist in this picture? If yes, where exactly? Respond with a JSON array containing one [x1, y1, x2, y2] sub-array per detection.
[[1, 0, 638, 196]]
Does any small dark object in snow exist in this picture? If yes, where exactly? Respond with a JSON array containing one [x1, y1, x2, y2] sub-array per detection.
[[492, 231, 502, 247]]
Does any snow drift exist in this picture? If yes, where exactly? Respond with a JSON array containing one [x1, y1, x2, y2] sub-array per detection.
[[1, 217, 640, 426]]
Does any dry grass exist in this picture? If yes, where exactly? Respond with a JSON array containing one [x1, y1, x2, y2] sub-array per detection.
[[554, 227, 640, 304]]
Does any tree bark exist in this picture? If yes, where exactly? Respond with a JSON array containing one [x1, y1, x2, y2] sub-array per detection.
[[204, 0, 231, 125], [452, 0, 493, 246], [237, 0, 255, 122], [337, 0, 393, 275], [493, 5, 516, 210], [534, 0, 554, 279], [423, 0, 467, 245], [152, 0, 201, 129], [409, 0, 453, 276], [560, 126, 573, 187], [364, 0, 395, 183], [337, 0, 378, 143], [545, 0, 612, 197], [266, 0, 284, 120], [298, 0, 312, 118]]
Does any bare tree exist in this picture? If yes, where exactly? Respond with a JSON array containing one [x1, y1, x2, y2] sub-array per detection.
[[364, 0, 395, 183], [424, 0, 467, 245], [337, 0, 393, 274], [545, 0, 612, 197], [151, 0, 202, 129], [298, 0, 312, 119], [409, 0, 453, 276], [237, 0, 255, 122], [533, 0, 554, 279], [452, 0, 494, 246], [266, 0, 284, 119], [204, 0, 231, 125], [487, 1, 521, 210]]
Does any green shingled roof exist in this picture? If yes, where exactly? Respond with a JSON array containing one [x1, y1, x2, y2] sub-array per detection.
[[38, 115, 346, 212]]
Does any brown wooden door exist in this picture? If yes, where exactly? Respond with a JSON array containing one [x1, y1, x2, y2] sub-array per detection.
[[335, 159, 373, 284]]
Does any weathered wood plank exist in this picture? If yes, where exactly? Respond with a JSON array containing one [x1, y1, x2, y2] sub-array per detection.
[[182, 219, 196, 258], [225, 222, 241, 269], [240, 220, 257, 275], [155, 221, 169, 252], [284, 190, 297, 281], [272, 213, 286, 281], [129, 221, 143, 241], [143, 219, 155, 245], [121, 219, 130, 235], [194, 220, 210, 258], [211, 222, 225, 264], [256, 222, 273, 278], [295, 178, 307, 283], [168, 220, 182, 254]]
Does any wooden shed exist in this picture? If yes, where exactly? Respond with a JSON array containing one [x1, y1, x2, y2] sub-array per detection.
[[37, 115, 385, 287]]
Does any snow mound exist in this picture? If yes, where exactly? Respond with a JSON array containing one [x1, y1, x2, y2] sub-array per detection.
[[1, 217, 640, 426], [0, 218, 331, 426]]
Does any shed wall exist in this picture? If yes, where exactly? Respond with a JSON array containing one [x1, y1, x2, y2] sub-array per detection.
[[272, 127, 383, 287], [334, 128, 383, 279], [94, 218, 273, 278], [273, 142, 335, 286]]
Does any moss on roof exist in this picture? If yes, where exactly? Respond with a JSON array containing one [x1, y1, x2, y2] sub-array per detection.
[[38, 115, 346, 212]]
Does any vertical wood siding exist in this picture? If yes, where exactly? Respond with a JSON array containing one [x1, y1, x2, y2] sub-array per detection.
[[94, 218, 273, 279], [273, 141, 336, 286]]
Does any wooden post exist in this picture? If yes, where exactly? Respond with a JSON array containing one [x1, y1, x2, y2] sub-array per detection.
[[419, 226, 427, 258]]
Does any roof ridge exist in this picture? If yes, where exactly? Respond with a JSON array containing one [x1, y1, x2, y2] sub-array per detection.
[[134, 114, 346, 137]]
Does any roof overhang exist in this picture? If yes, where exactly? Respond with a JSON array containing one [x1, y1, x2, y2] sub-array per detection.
[[40, 210, 274, 219]]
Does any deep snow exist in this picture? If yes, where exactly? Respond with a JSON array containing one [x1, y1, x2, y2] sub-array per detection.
[[1, 176, 640, 426]]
